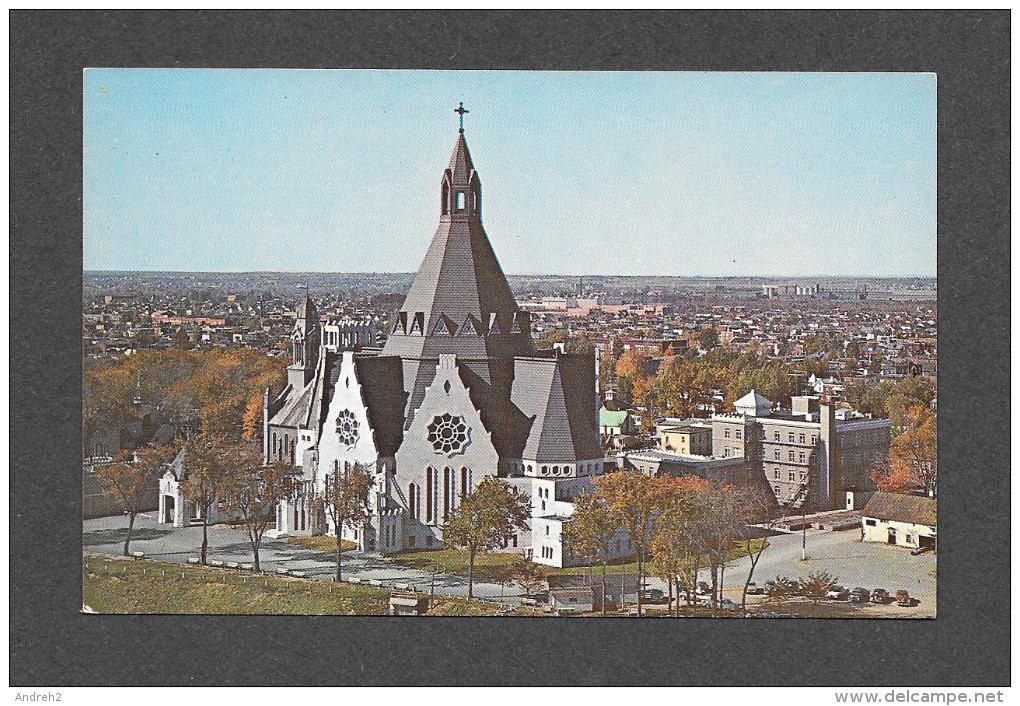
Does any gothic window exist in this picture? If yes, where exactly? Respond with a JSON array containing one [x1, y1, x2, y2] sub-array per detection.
[[336, 409, 359, 448], [443, 467, 452, 521], [460, 467, 470, 500], [442, 181, 449, 215], [427, 413, 468, 455], [425, 467, 434, 524], [456, 191, 465, 210], [408, 483, 419, 520]]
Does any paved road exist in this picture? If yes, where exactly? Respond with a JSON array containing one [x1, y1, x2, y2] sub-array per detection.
[[83, 514, 524, 606]]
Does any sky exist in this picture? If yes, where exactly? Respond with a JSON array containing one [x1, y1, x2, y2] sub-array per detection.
[[83, 70, 936, 277]]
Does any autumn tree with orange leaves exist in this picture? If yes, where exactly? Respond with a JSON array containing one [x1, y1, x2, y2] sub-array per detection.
[[96, 444, 177, 556]]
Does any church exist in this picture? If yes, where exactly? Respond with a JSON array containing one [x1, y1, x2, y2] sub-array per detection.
[[261, 117, 616, 567]]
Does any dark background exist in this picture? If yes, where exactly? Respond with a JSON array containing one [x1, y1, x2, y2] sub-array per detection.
[[10, 10, 1009, 686]]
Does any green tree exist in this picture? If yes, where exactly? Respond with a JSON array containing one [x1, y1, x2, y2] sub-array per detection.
[[696, 326, 720, 350], [322, 461, 375, 582], [220, 456, 300, 572], [442, 476, 531, 600], [171, 326, 194, 351], [562, 491, 619, 614]]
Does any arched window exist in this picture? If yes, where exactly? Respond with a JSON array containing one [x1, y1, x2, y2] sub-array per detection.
[[442, 181, 449, 215], [408, 483, 419, 520], [425, 467, 435, 524], [443, 467, 452, 521], [460, 467, 469, 500]]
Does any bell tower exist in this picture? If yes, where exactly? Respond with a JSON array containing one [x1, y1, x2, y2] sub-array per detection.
[[288, 292, 321, 390]]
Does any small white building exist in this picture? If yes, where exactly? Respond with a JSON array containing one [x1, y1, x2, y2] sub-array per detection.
[[549, 586, 594, 615], [861, 492, 937, 551]]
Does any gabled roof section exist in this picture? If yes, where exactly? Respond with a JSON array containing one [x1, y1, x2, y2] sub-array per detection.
[[511, 354, 602, 461], [863, 492, 937, 527]]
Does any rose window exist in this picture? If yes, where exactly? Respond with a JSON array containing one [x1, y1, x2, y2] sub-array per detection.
[[336, 409, 360, 448], [427, 413, 468, 455]]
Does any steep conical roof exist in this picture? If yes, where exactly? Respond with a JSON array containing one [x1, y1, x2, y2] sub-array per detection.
[[447, 132, 474, 183], [296, 293, 318, 331], [382, 129, 535, 424]]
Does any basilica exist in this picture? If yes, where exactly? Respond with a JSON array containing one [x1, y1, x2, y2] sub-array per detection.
[[260, 122, 615, 567]]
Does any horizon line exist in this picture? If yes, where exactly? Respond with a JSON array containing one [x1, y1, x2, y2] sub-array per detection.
[[83, 269, 938, 279]]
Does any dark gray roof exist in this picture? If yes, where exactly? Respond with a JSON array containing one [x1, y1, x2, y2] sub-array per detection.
[[271, 378, 315, 428], [863, 492, 937, 527], [381, 131, 535, 423], [353, 355, 407, 457], [510, 353, 602, 461], [296, 294, 318, 330], [315, 352, 406, 457]]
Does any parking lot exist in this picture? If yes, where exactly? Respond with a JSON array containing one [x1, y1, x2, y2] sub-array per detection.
[[654, 526, 936, 617]]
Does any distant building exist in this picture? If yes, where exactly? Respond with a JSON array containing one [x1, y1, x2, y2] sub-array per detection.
[[657, 423, 713, 455], [711, 390, 890, 510]]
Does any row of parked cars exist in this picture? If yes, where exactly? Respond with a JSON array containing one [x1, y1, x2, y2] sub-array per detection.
[[747, 578, 919, 606]]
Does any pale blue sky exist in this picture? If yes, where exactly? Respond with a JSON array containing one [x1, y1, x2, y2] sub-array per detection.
[[83, 70, 936, 276]]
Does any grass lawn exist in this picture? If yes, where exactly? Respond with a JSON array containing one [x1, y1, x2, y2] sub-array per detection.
[[285, 535, 356, 553], [388, 548, 518, 581], [387, 539, 766, 580], [83, 553, 391, 615]]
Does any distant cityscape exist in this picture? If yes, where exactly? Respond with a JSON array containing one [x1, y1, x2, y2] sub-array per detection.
[[84, 271, 936, 377]]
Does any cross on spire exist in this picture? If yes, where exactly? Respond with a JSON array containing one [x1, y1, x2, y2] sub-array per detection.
[[454, 102, 469, 133]]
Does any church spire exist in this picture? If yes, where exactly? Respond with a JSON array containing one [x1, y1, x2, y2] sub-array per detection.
[[441, 109, 480, 221]]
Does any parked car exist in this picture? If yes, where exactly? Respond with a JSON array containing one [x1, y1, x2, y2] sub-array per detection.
[[696, 581, 711, 595], [746, 582, 765, 595], [895, 590, 917, 607], [850, 587, 871, 603], [639, 588, 667, 604], [763, 580, 778, 595], [870, 589, 890, 604], [718, 598, 740, 611], [826, 585, 849, 601]]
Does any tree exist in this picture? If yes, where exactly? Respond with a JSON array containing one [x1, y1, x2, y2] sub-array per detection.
[[594, 472, 669, 617], [696, 326, 720, 350], [181, 433, 234, 564], [891, 407, 937, 496], [700, 485, 744, 611], [509, 555, 547, 598], [649, 477, 710, 615], [220, 455, 300, 572], [96, 445, 176, 556], [562, 491, 619, 614], [442, 476, 531, 600], [322, 461, 375, 582], [171, 326, 194, 351], [737, 488, 780, 611], [800, 570, 839, 603], [870, 457, 915, 495]]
